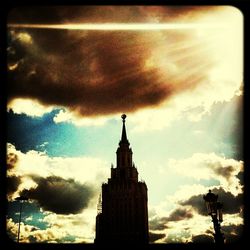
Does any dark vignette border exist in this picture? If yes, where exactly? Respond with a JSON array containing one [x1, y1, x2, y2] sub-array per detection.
[[1, 1, 249, 250]]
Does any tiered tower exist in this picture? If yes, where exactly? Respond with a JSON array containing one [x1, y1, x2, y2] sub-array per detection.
[[95, 114, 148, 245]]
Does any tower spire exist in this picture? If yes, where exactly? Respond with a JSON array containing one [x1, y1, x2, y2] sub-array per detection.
[[117, 114, 132, 168], [120, 114, 129, 144], [95, 113, 148, 245]]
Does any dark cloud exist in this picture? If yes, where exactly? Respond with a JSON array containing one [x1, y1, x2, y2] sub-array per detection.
[[7, 29, 170, 116], [202, 92, 243, 161], [7, 6, 219, 117], [7, 151, 18, 169], [236, 171, 244, 185], [212, 165, 236, 181], [191, 234, 214, 243], [222, 224, 243, 243], [7, 175, 21, 196], [168, 207, 193, 221], [8, 7, 63, 24], [149, 216, 168, 231], [149, 207, 193, 233], [20, 175, 95, 214], [149, 232, 165, 243], [7, 151, 21, 198], [226, 92, 243, 161], [8, 6, 219, 24], [147, 187, 243, 243], [180, 187, 243, 216], [180, 194, 207, 216], [204, 224, 244, 243]]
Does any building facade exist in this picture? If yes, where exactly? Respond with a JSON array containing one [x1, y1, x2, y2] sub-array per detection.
[[95, 114, 148, 245]]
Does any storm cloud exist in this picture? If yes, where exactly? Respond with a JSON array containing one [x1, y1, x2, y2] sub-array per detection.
[[149, 216, 168, 231], [147, 186, 243, 243], [149, 232, 165, 243], [7, 150, 21, 199], [7, 151, 18, 169], [7, 6, 220, 117], [149, 207, 194, 233], [167, 207, 193, 221], [7, 175, 21, 197], [180, 187, 243, 216], [8, 6, 219, 24], [20, 175, 95, 214], [222, 224, 243, 243], [191, 234, 214, 243]]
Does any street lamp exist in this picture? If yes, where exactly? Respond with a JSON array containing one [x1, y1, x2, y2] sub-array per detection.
[[203, 190, 224, 245], [15, 196, 28, 243]]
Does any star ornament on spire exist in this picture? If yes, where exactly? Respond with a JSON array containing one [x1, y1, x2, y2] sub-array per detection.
[[120, 114, 129, 145], [121, 114, 127, 122]]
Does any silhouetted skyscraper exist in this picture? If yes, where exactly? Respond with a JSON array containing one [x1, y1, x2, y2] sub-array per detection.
[[95, 114, 149, 245]]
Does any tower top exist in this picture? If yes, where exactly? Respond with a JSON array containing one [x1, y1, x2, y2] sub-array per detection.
[[121, 114, 127, 122], [120, 114, 129, 145]]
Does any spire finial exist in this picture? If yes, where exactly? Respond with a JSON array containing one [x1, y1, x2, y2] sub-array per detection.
[[121, 114, 127, 123], [120, 114, 129, 144]]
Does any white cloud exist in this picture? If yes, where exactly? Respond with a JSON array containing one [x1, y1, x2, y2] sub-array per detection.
[[167, 153, 243, 195], [167, 184, 209, 205], [222, 213, 243, 227], [7, 208, 97, 243], [130, 80, 242, 132], [7, 218, 44, 243], [53, 109, 109, 126], [7, 98, 53, 117], [8, 78, 242, 131], [6, 142, 105, 243], [7, 145, 244, 244], [25, 216, 33, 222], [9, 30, 33, 45], [7, 144, 109, 202], [149, 198, 243, 244], [16, 32, 33, 44], [148, 203, 215, 243], [164, 214, 210, 243], [7, 143, 109, 183], [129, 8, 243, 132], [148, 152, 244, 243], [42, 208, 97, 243]]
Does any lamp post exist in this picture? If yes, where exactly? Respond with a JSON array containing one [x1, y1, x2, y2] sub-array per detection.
[[203, 190, 224, 245], [15, 196, 28, 243]]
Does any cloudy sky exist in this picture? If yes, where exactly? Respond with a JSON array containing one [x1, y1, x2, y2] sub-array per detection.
[[6, 6, 243, 244]]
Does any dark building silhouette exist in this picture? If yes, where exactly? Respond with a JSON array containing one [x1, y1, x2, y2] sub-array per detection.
[[95, 114, 149, 245]]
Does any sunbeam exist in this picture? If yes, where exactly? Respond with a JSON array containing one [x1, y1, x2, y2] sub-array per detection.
[[7, 23, 227, 31]]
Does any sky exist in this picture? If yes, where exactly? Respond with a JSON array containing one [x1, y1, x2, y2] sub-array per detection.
[[6, 6, 244, 244]]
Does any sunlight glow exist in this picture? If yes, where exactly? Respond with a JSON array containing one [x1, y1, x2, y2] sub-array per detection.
[[8, 22, 227, 31]]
